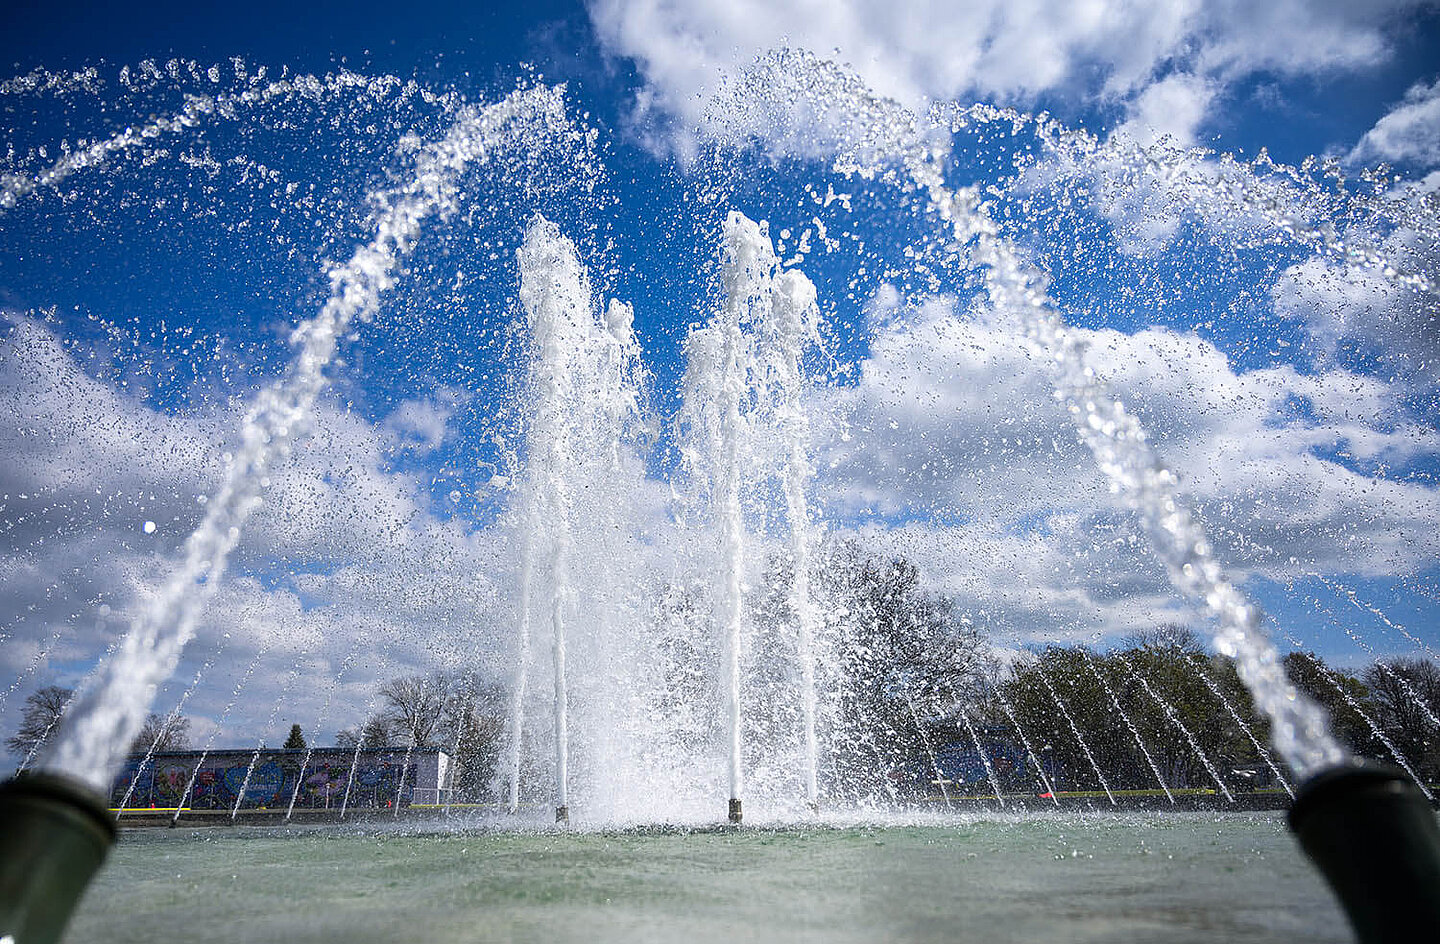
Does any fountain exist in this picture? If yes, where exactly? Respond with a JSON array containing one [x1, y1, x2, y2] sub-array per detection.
[[0, 47, 1437, 942]]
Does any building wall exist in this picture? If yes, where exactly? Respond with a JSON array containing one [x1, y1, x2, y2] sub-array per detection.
[[111, 748, 450, 811]]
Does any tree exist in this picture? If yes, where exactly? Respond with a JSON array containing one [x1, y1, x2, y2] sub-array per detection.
[[438, 677, 508, 802], [1363, 658, 1440, 781], [1108, 627, 1257, 791], [817, 540, 990, 798], [5, 686, 73, 758], [378, 675, 448, 748], [1283, 651, 1373, 753], [283, 724, 306, 750], [992, 628, 1277, 796], [336, 715, 396, 749], [341, 671, 510, 802], [128, 711, 191, 755], [999, 646, 1135, 793]]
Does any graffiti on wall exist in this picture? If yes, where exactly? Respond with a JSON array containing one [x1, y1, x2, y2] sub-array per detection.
[[112, 750, 416, 810]]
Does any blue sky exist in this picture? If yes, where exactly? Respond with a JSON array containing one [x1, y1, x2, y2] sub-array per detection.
[[1, 1, 1438, 755]]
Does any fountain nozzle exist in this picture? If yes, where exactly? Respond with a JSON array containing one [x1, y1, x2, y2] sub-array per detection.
[[1288, 761, 1440, 943], [555, 805, 569, 824], [728, 798, 743, 824], [0, 771, 116, 944]]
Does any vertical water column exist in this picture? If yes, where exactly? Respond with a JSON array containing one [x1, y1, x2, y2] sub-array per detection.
[[516, 215, 639, 822], [761, 270, 823, 808], [681, 211, 822, 822], [588, 298, 649, 816], [680, 215, 758, 823], [505, 497, 537, 815]]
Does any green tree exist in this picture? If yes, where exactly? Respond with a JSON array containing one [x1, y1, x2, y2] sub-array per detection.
[[992, 628, 1276, 796], [998, 646, 1135, 793], [1283, 651, 1373, 753], [283, 724, 306, 750], [1105, 628, 1253, 792]]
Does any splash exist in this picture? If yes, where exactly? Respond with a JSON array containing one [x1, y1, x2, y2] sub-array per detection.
[[39, 83, 574, 791], [679, 211, 825, 813], [2, 45, 1431, 823], [714, 47, 1349, 780]]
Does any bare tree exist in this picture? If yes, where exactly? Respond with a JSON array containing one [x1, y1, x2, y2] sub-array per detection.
[[342, 672, 508, 800], [128, 712, 191, 754], [379, 675, 448, 748], [439, 676, 508, 801], [1363, 657, 1440, 780], [5, 686, 73, 757], [816, 540, 991, 796], [336, 715, 396, 749]]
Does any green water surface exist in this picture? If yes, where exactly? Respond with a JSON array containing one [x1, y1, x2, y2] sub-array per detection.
[[66, 812, 1350, 943]]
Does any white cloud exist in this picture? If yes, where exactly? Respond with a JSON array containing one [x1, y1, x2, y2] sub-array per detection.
[[1350, 78, 1440, 170], [587, 0, 1423, 154], [0, 312, 692, 798], [813, 290, 1440, 633], [1271, 220, 1440, 370], [383, 392, 465, 456], [1110, 72, 1217, 149], [0, 315, 513, 749]]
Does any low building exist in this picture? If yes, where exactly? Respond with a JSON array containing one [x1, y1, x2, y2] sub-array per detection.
[[111, 747, 451, 811]]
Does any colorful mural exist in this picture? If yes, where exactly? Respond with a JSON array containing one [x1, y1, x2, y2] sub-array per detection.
[[111, 749, 421, 810]]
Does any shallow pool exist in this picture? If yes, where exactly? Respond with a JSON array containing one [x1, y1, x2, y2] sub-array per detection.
[[67, 812, 1350, 943]]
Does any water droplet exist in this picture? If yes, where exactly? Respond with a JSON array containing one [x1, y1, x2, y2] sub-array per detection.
[[143, 520, 156, 534]]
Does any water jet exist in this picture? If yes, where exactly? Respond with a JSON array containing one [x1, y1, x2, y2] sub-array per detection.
[[0, 45, 1435, 942]]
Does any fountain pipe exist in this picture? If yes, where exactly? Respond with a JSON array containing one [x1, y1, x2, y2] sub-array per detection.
[[1288, 761, 1440, 943], [0, 771, 116, 944]]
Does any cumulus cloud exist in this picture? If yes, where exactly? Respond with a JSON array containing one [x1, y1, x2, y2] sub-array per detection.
[[0, 311, 688, 778], [0, 314, 223, 555], [0, 315, 514, 748], [1350, 78, 1440, 170], [587, 0, 1423, 153], [1109, 72, 1218, 149], [813, 289, 1440, 639], [383, 391, 466, 456], [1271, 209, 1440, 370]]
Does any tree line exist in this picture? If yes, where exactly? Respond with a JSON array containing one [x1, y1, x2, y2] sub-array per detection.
[[8, 541, 1437, 801], [895, 626, 1440, 797]]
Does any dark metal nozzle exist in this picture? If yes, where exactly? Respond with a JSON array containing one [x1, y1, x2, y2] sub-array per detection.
[[1288, 761, 1440, 944], [728, 797, 742, 824], [0, 771, 116, 944]]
